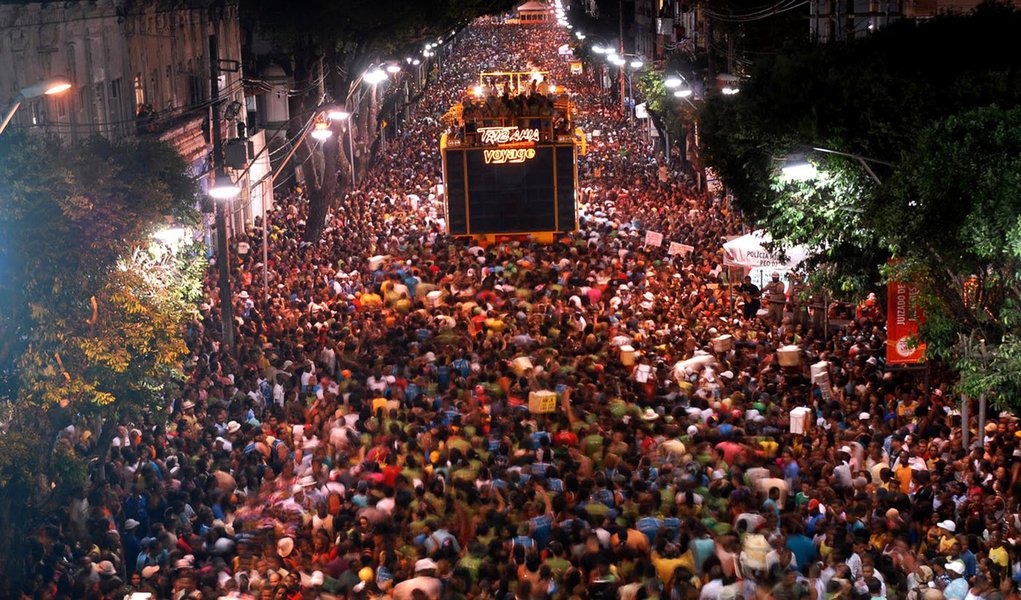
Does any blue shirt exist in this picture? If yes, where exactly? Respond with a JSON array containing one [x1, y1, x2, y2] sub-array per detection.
[[530, 515, 553, 548], [786, 534, 817, 574], [637, 516, 662, 544], [944, 577, 968, 600], [961, 549, 978, 578]]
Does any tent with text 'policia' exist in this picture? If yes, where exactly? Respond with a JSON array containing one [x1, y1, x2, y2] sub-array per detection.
[[722, 230, 808, 271]]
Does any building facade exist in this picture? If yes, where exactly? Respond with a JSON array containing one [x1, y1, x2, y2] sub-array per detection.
[[0, 0, 269, 228]]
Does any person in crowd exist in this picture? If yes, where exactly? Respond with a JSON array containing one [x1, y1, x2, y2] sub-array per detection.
[[17, 18, 1021, 600]]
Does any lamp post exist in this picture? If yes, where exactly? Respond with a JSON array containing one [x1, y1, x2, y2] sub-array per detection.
[[605, 52, 644, 120], [781, 146, 893, 185], [328, 109, 355, 189], [208, 33, 237, 352], [0, 76, 73, 135], [363, 66, 389, 153]]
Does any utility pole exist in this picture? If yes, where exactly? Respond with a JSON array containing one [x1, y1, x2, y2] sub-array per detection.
[[619, 0, 626, 116], [210, 33, 235, 352]]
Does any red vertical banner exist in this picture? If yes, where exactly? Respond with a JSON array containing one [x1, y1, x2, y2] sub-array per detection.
[[886, 281, 926, 364]]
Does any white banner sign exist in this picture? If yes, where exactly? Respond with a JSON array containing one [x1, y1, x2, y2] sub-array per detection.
[[668, 242, 694, 256], [644, 231, 664, 247]]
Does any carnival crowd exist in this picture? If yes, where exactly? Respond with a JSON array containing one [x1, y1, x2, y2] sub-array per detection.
[[22, 18, 1021, 600]]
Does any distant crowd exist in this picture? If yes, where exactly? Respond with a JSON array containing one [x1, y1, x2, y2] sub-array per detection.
[[20, 18, 1021, 600]]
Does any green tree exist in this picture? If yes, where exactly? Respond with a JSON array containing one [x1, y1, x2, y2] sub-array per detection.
[[696, 3, 1021, 408], [0, 133, 198, 576]]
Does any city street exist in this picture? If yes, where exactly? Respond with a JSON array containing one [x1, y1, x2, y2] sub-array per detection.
[[1, 1, 1020, 599]]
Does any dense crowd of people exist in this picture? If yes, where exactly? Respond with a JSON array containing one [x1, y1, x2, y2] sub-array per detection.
[[22, 19, 1021, 600]]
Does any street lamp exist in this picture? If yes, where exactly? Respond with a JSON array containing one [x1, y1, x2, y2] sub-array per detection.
[[610, 53, 644, 121], [783, 146, 892, 185], [363, 68, 388, 85], [0, 76, 74, 135], [209, 171, 241, 200], [310, 121, 332, 140], [674, 89, 693, 98], [781, 156, 819, 181], [208, 167, 239, 351], [328, 109, 356, 190], [385, 64, 402, 74], [664, 76, 682, 88]]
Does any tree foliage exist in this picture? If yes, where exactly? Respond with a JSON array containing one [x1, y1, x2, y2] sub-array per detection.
[[0, 132, 199, 550], [697, 3, 1021, 408]]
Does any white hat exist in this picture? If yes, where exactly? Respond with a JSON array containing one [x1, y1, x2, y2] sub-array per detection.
[[96, 560, 116, 577], [277, 537, 295, 557], [415, 558, 438, 573], [124, 518, 140, 531], [238, 291, 250, 299], [720, 370, 734, 380], [858, 412, 871, 421], [944, 560, 965, 575], [641, 408, 660, 421], [182, 400, 195, 410], [226, 420, 242, 434], [938, 520, 957, 533], [141, 565, 160, 579]]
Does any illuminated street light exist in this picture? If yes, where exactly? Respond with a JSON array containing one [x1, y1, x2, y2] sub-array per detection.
[[364, 68, 388, 85], [781, 156, 818, 181], [152, 226, 188, 244], [208, 171, 241, 200], [722, 86, 740, 95], [327, 109, 350, 120], [0, 75, 74, 136], [310, 121, 332, 140], [674, 89, 693, 98], [664, 76, 682, 88], [629, 60, 644, 69], [386, 64, 401, 74], [592, 44, 607, 54], [412, 59, 421, 66]]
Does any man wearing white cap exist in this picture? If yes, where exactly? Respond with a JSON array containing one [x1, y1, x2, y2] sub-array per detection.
[[942, 560, 968, 599], [392, 558, 442, 600]]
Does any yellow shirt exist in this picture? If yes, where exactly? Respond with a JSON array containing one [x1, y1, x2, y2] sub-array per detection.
[[990, 545, 1008, 567], [652, 551, 694, 584]]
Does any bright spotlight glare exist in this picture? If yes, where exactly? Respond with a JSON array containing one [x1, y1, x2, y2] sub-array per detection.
[[782, 161, 818, 181]]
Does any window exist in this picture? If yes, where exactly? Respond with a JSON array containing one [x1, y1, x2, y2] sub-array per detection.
[[134, 75, 145, 108], [56, 96, 67, 118], [109, 79, 122, 122], [150, 69, 160, 105], [65, 45, 76, 80], [188, 74, 204, 106]]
